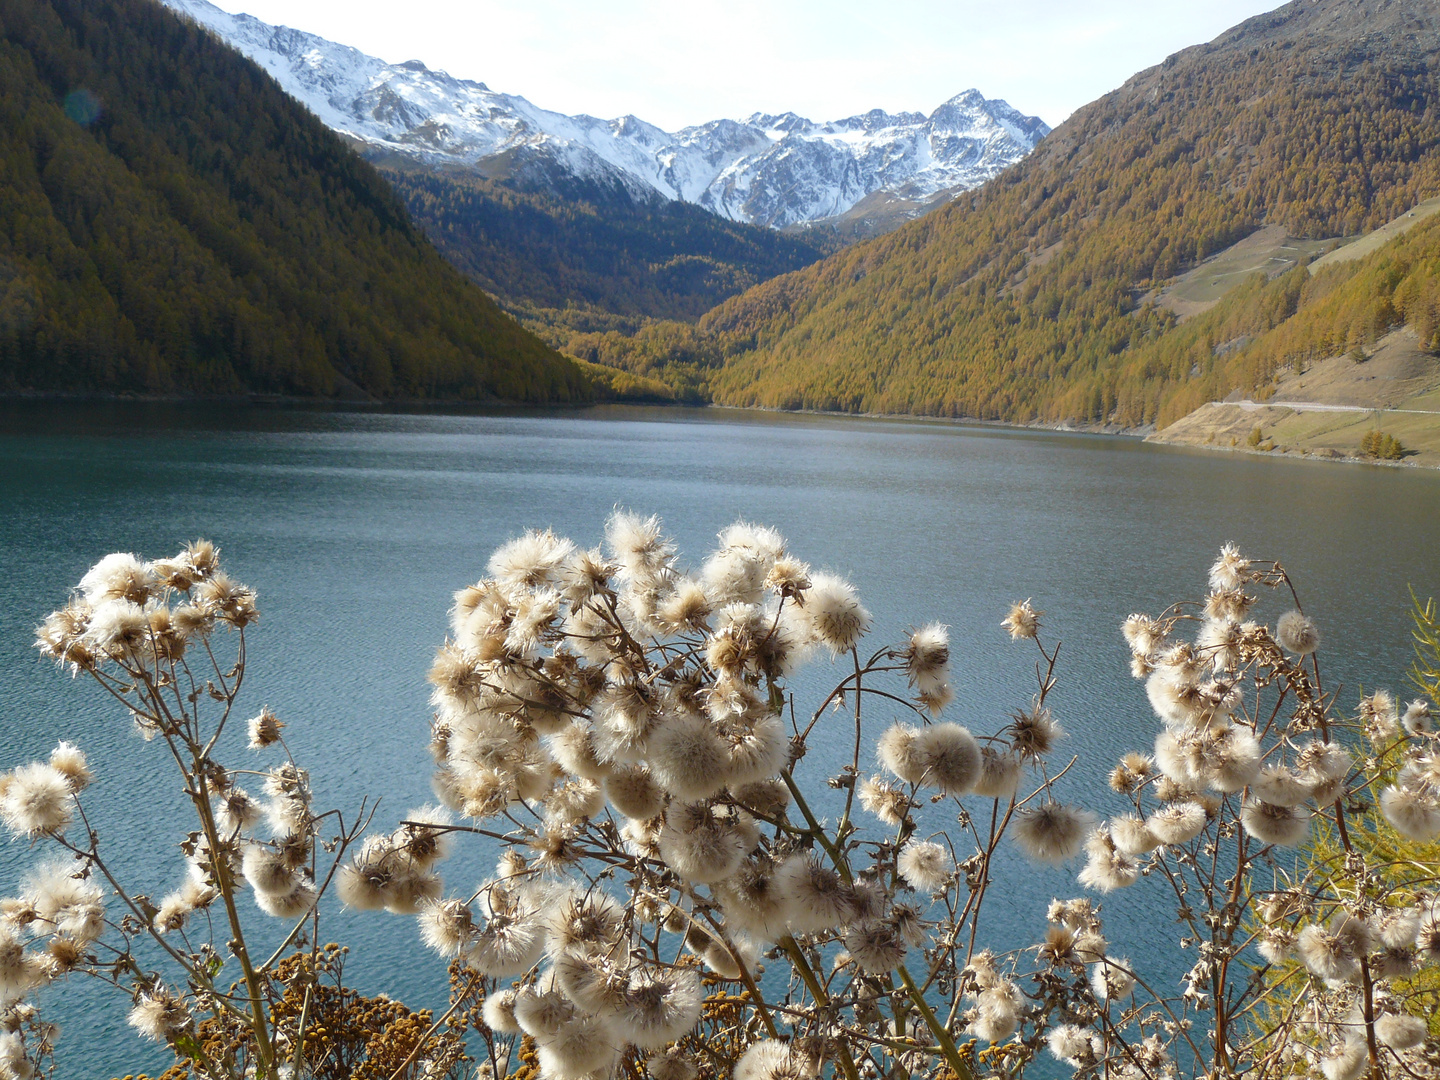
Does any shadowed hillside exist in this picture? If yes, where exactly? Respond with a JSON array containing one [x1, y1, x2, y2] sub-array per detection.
[[377, 162, 838, 341]]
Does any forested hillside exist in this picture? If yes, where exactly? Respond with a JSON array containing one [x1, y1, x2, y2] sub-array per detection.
[[663, 0, 1440, 424], [0, 0, 588, 401]]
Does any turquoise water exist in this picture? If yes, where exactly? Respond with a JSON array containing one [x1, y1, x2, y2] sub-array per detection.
[[3, 401, 1438, 1076]]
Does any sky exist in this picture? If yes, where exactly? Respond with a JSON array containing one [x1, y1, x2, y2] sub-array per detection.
[[203, 0, 1289, 130]]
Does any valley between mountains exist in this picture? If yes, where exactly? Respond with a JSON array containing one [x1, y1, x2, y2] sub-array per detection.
[[5, 0, 1440, 469]]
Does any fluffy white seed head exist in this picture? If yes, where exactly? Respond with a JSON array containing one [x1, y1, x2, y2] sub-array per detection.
[[714, 857, 793, 942], [534, 1012, 622, 1080], [1078, 830, 1140, 892], [253, 879, 318, 919], [1013, 804, 1096, 864], [612, 967, 704, 1049], [876, 724, 925, 785], [1401, 698, 1433, 736], [1209, 543, 1249, 591], [733, 1040, 820, 1080], [1360, 690, 1401, 742], [1253, 765, 1310, 807], [647, 1048, 700, 1080], [1319, 1040, 1368, 1080], [0, 764, 74, 838], [605, 764, 665, 821], [972, 749, 1023, 799], [418, 898, 476, 957], [1375, 1013, 1426, 1050], [794, 572, 870, 653], [46, 743, 91, 792], [1296, 915, 1370, 982], [1240, 799, 1310, 847], [1257, 928, 1295, 965], [1109, 816, 1159, 855], [1047, 1024, 1097, 1067], [912, 723, 981, 795], [1001, 599, 1041, 640], [897, 840, 953, 894], [775, 854, 854, 934], [656, 803, 747, 883], [1379, 784, 1440, 841], [1146, 802, 1207, 846], [482, 988, 522, 1035], [127, 988, 190, 1042], [1275, 610, 1321, 655], [549, 721, 610, 782], [1091, 957, 1136, 1000], [904, 623, 950, 699], [247, 707, 285, 750], [1211, 726, 1262, 793], [79, 553, 156, 605], [488, 528, 576, 591], [647, 714, 730, 801], [857, 775, 910, 825]]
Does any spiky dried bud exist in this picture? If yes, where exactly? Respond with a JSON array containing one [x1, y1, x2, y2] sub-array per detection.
[[247, 707, 284, 749], [1010, 704, 1062, 759], [1001, 599, 1041, 640]]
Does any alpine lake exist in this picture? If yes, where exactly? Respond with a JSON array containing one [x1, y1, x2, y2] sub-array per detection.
[[3, 401, 1438, 1078]]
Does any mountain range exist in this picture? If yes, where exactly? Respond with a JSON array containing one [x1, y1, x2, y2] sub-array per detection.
[[159, 0, 1049, 232], [654, 0, 1440, 429]]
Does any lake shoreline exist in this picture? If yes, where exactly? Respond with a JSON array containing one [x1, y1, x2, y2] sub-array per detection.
[[6, 390, 1435, 471]]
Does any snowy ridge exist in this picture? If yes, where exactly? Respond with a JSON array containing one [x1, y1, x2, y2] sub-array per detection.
[[161, 0, 1049, 228]]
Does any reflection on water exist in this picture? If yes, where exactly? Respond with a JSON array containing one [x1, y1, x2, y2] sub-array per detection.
[[3, 401, 1438, 1076]]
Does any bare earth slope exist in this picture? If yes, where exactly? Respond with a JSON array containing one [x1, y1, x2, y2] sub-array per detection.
[[1151, 328, 1440, 466]]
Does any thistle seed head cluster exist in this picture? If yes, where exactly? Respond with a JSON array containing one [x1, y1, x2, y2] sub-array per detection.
[[7, 528, 1439, 1080]]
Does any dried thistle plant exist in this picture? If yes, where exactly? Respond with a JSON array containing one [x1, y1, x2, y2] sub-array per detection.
[[8, 526, 1439, 1080], [6, 543, 390, 1080]]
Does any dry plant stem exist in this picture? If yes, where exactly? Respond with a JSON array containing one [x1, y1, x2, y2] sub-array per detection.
[[194, 759, 277, 1076], [781, 769, 975, 1080], [776, 935, 864, 1080], [896, 963, 976, 1080]]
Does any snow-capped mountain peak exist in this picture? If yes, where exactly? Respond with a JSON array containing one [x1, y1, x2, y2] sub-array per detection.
[[160, 0, 1049, 228]]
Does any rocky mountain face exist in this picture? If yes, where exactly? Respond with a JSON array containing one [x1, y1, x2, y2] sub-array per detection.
[[159, 0, 1049, 229]]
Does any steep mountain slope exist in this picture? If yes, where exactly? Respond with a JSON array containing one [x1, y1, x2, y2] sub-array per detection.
[[159, 0, 1048, 230], [692, 0, 1440, 424], [0, 0, 586, 400]]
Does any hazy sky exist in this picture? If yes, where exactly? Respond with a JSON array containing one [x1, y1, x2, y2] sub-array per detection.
[[206, 0, 1288, 129]]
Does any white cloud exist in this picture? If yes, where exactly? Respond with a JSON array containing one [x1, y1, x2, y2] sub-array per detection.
[[210, 0, 1285, 128]]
